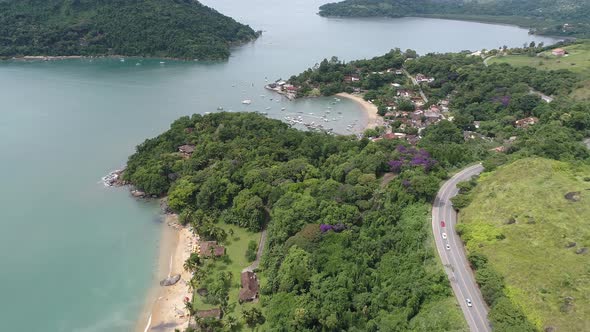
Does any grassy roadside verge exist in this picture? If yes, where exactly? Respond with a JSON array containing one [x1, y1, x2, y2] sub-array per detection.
[[457, 158, 590, 331]]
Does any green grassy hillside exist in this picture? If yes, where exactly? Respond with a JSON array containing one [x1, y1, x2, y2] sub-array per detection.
[[0, 0, 259, 60], [488, 42, 590, 78], [458, 158, 590, 331], [488, 41, 590, 100]]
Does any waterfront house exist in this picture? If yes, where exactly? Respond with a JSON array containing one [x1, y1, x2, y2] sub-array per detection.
[[416, 74, 434, 83], [412, 97, 425, 107], [198, 241, 225, 258], [239, 271, 260, 303], [343, 75, 361, 83], [196, 308, 221, 319], [397, 89, 412, 98]]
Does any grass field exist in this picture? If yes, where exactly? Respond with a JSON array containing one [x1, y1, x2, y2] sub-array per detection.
[[192, 224, 261, 316], [488, 42, 590, 77], [488, 41, 590, 99], [458, 158, 590, 331]]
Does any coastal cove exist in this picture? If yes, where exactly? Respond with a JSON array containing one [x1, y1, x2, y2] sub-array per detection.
[[0, 0, 560, 331]]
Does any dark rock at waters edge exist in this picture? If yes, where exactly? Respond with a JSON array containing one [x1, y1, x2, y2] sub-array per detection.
[[160, 198, 173, 214], [131, 189, 146, 198], [160, 274, 181, 286], [102, 169, 126, 187]]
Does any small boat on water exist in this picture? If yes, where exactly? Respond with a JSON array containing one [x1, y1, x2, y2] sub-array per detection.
[[265, 107, 271, 110], [242, 99, 252, 105], [281, 107, 286, 111], [120, 58, 125, 62], [217, 106, 224, 110], [160, 61, 165, 64]]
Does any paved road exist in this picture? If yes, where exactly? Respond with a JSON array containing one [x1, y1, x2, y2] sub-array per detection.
[[402, 69, 429, 103], [243, 228, 267, 272], [432, 164, 491, 332], [529, 88, 553, 103]]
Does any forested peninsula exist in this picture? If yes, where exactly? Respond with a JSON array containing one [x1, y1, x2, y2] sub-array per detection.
[[0, 0, 259, 60], [123, 42, 590, 330], [318, 0, 590, 39]]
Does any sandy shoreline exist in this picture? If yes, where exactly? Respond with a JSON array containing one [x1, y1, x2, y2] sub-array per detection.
[[135, 214, 197, 332], [335, 92, 385, 131]]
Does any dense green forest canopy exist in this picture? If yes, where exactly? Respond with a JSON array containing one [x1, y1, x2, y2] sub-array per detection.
[[123, 112, 469, 330], [318, 0, 590, 38], [0, 0, 259, 60], [124, 45, 590, 330]]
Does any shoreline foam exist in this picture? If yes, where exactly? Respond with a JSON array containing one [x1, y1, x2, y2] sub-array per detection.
[[135, 214, 196, 332], [335, 92, 385, 131]]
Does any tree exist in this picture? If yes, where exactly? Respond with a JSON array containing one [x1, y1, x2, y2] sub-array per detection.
[[420, 120, 463, 145], [168, 178, 197, 211], [277, 246, 313, 293], [245, 240, 258, 262], [184, 253, 202, 272], [229, 190, 266, 231], [242, 307, 265, 329]]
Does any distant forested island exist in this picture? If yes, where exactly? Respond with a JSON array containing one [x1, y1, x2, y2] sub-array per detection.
[[319, 0, 590, 39], [0, 0, 259, 60]]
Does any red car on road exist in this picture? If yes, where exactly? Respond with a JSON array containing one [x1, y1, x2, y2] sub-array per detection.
[[440, 220, 446, 227]]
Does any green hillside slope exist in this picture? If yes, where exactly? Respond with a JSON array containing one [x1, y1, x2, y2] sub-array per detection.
[[458, 158, 590, 331]]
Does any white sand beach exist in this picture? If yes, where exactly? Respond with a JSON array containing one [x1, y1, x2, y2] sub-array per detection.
[[336, 92, 385, 131], [136, 214, 197, 332]]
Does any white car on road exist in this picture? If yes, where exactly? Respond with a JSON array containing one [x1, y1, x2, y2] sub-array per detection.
[[445, 243, 451, 250], [442, 232, 447, 239], [466, 298, 473, 307]]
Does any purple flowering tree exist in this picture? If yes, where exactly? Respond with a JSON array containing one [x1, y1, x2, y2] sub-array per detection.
[[388, 145, 437, 173]]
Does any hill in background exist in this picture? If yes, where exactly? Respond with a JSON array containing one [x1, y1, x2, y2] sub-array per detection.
[[318, 0, 590, 39], [0, 0, 259, 60]]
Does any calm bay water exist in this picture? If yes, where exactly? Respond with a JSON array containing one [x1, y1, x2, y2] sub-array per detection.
[[0, 0, 557, 331]]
